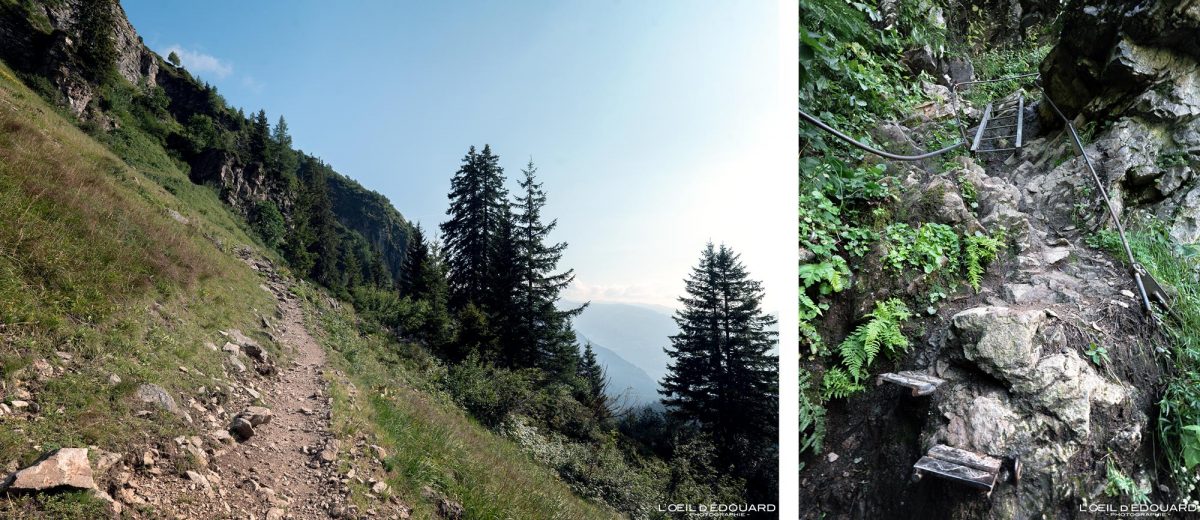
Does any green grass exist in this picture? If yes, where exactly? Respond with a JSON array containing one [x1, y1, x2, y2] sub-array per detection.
[[1091, 220, 1200, 498], [0, 59, 279, 515], [301, 284, 623, 520], [0, 53, 622, 518]]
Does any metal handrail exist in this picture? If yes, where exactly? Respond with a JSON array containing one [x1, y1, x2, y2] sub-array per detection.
[[799, 109, 965, 161]]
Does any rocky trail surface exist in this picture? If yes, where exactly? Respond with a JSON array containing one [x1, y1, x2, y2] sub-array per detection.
[[2, 257, 412, 519], [110, 262, 349, 519], [801, 86, 1164, 518]]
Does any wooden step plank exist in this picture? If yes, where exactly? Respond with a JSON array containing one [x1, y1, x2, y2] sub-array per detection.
[[878, 369, 940, 396], [895, 370, 946, 386], [876, 372, 939, 396], [928, 445, 1002, 473], [914, 456, 998, 491]]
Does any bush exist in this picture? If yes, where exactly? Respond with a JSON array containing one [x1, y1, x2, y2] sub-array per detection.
[[442, 355, 535, 427], [251, 200, 285, 248], [505, 417, 667, 517]]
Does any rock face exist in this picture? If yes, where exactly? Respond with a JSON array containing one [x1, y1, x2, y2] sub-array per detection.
[[0, 448, 96, 493], [0, 0, 417, 283], [1040, 0, 1200, 246]]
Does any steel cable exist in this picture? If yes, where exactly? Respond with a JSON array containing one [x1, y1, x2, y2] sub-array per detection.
[[799, 108, 965, 161]]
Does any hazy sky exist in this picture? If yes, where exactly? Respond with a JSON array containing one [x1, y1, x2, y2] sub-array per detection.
[[123, 0, 793, 313]]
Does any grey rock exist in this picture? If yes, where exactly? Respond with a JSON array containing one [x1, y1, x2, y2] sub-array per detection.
[[0, 448, 96, 493], [134, 384, 181, 416]]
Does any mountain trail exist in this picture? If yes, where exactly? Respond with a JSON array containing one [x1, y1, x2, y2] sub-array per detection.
[[110, 260, 370, 519], [206, 276, 340, 519]]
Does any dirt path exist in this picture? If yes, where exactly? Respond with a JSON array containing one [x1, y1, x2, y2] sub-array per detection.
[[111, 272, 347, 519], [209, 279, 339, 519]]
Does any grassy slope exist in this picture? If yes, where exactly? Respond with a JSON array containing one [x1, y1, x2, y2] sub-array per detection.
[[299, 283, 622, 519], [0, 58, 277, 516], [0, 59, 618, 518]]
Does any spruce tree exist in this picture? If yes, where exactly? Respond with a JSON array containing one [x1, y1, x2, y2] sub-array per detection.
[[579, 343, 612, 424], [440, 145, 508, 309], [400, 224, 430, 296], [297, 158, 340, 288], [660, 243, 778, 471], [249, 109, 271, 163], [417, 242, 453, 349], [271, 116, 299, 180], [508, 160, 585, 373]]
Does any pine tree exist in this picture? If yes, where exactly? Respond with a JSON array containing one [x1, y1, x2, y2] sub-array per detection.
[[271, 116, 299, 180], [579, 343, 613, 424], [507, 160, 585, 373], [660, 243, 778, 471], [440, 145, 509, 309]]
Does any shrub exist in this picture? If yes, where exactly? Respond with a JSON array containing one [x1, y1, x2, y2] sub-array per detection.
[[442, 355, 534, 427], [251, 200, 285, 248]]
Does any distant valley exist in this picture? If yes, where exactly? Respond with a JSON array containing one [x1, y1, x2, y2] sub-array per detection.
[[563, 301, 679, 409]]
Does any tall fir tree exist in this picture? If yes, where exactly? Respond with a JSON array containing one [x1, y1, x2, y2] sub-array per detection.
[[417, 241, 453, 350], [271, 115, 299, 180], [440, 145, 508, 309], [578, 343, 613, 425], [508, 160, 585, 373], [659, 243, 778, 471], [296, 158, 340, 289], [400, 223, 430, 296], [249, 109, 270, 162]]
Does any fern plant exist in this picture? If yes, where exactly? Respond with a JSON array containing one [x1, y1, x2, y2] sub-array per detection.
[[799, 369, 828, 460], [964, 230, 1005, 292], [822, 298, 911, 399], [821, 367, 865, 400]]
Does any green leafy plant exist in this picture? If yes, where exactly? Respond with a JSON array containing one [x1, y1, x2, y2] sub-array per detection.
[[1105, 459, 1150, 505], [1085, 343, 1110, 366], [957, 174, 978, 210], [822, 298, 911, 399], [799, 369, 827, 462], [883, 222, 960, 274], [1158, 149, 1190, 169], [964, 230, 1005, 292], [820, 367, 865, 400]]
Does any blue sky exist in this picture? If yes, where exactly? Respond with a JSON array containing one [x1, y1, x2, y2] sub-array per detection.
[[123, 0, 793, 313]]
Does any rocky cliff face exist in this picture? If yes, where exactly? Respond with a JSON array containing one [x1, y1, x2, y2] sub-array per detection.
[[0, 0, 413, 280], [1041, 0, 1200, 242]]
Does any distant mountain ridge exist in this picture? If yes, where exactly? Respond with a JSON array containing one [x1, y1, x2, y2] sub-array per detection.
[[577, 335, 663, 410], [563, 300, 678, 408]]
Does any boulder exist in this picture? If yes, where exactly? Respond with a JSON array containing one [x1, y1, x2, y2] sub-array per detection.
[[229, 418, 255, 442], [0, 448, 96, 493], [134, 384, 181, 416], [237, 406, 273, 427]]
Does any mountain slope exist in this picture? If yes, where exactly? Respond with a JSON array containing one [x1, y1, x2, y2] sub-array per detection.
[[578, 335, 663, 409], [566, 301, 678, 382], [0, 10, 619, 520]]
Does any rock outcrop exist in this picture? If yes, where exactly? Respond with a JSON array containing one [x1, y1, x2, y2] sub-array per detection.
[[1039, 0, 1200, 242]]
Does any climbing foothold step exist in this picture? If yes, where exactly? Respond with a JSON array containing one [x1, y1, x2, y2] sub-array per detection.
[[912, 445, 1002, 496], [876, 371, 946, 396]]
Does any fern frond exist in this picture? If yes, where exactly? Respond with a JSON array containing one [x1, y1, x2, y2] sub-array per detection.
[[821, 367, 865, 400]]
